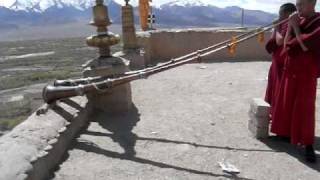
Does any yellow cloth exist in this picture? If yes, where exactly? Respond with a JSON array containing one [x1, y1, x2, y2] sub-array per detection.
[[228, 36, 237, 56], [258, 31, 265, 44], [139, 0, 150, 31]]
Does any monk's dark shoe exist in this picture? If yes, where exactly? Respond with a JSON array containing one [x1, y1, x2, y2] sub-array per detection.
[[269, 135, 291, 143], [277, 136, 290, 143], [305, 145, 317, 163]]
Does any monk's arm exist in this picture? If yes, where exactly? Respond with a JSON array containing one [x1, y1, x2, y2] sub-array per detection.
[[284, 25, 292, 50], [265, 30, 278, 54], [291, 25, 309, 51], [275, 31, 284, 46], [265, 38, 277, 54], [286, 26, 320, 52]]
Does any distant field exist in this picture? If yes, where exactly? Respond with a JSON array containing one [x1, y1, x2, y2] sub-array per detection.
[[0, 37, 122, 131], [0, 22, 246, 42], [0, 22, 123, 42], [0, 37, 122, 90]]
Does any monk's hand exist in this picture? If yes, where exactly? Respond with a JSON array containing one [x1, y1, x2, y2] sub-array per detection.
[[288, 12, 300, 28], [272, 19, 281, 31], [288, 12, 309, 52], [272, 19, 280, 25]]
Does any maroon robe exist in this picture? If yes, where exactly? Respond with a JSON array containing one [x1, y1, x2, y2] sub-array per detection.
[[271, 13, 320, 145], [265, 23, 288, 115]]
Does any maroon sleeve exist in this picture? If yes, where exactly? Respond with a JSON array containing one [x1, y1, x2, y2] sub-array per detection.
[[265, 37, 278, 54], [286, 26, 320, 53], [280, 23, 288, 37]]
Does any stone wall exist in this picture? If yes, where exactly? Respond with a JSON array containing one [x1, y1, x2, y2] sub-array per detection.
[[0, 97, 92, 180], [137, 28, 272, 64]]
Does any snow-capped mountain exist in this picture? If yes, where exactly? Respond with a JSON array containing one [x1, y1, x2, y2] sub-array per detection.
[[0, 0, 94, 12], [159, 0, 212, 7], [112, 0, 217, 8], [0, 0, 121, 26], [0, 0, 277, 31]]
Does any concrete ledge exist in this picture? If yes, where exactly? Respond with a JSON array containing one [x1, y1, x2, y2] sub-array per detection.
[[0, 97, 92, 180]]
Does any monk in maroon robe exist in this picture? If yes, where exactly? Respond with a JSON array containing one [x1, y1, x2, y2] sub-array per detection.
[[265, 3, 297, 115], [271, 0, 320, 163]]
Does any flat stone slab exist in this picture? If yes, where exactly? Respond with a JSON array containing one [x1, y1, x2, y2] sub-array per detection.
[[53, 62, 320, 180]]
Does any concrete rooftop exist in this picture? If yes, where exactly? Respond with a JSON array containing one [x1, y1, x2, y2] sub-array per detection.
[[53, 62, 320, 180]]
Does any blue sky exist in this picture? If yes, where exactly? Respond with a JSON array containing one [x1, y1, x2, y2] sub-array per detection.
[[114, 0, 320, 13]]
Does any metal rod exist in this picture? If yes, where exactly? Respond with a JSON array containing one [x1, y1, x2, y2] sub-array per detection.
[[43, 18, 288, 103], [55, 20, 282, 87]]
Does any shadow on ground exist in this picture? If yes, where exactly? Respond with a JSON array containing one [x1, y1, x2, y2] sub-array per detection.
[[75, 140, 253, 180], [92, 104, 141, 157], [50, 100, 319, 179], [61, 104, 269, 179], [261, 136, 320, 173], [84, 130, 277, 153]]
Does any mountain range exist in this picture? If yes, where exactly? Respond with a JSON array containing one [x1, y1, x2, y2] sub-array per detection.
[[0, 0, 277, 30]]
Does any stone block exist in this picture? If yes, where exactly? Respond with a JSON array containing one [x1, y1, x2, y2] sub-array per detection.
[[248, 119, 269, 139], [248, 111, 269, 128], [248, 98, 270, 139], [83, 56, 133, 114], [87, 83, 132, 115], [250, 98, 270, 117]]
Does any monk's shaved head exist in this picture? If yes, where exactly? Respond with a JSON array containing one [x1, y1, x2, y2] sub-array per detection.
[[279, 3, 297, 20], [308, 0, 317, 5], [296, 0, 317, 17], [280, 3, 297, 13]]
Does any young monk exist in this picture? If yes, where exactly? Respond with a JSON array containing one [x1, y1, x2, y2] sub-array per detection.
[[272, 0, 320, 163], [265, 3, 297, 115]]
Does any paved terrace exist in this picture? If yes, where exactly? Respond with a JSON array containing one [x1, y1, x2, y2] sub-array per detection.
[[53, 62, 320, 180]]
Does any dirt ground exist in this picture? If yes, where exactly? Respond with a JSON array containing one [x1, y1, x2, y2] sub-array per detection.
[[52, 62, 320, 180]]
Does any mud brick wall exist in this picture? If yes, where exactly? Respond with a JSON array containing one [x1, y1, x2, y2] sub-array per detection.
[[137, 28, 272, 64]]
